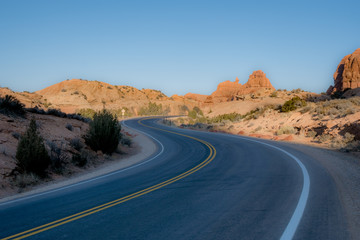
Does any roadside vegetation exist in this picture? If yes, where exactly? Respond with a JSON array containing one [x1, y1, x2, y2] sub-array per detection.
[[139, 102, 170, 116], [16, 119, 50, 177], [0, 95, 25, 116], [167, 96, 360, 152], [85, 109, 122, 154]]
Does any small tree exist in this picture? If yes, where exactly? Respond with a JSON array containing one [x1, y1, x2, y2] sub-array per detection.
[[16, 119, 50, 177], [85, 109, 121, 154]]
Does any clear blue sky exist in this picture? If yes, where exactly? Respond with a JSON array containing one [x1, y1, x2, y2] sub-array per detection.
[[0, 0, 359, 96]]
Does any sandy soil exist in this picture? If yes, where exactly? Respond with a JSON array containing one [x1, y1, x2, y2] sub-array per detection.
[[0, 124, 157, 203]]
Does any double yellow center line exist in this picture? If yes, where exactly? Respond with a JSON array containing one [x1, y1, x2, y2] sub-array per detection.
[[2, 118, 217, 240]]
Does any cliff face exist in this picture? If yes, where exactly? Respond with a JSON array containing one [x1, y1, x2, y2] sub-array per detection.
[[327, 49, 360, 94]]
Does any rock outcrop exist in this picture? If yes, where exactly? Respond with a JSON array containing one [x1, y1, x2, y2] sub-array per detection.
[[244, 70, 274, 89], [184, 93, 208, 102], [210, 70, 275, 102], [327, 49, 360, 94], [210, 77, 244, 102]]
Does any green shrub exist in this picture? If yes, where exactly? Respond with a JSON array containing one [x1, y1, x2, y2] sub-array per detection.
[[281, 96, 307, 112], [208, 112, 242, 123], [85, 109, 121, 154], [188, 107, 204, 119], [139, 102, 166, 116], [77, 108, 96, 119], [178, 105, 189, 115], [16, 119, 50, 177], [0, 95, 25, 116]]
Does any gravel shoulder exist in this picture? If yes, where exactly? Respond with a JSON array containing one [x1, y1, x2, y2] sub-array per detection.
[[0, 125, 157, 204]]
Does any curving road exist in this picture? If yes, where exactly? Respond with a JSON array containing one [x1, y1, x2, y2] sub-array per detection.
[[0, 117, 349, 239]]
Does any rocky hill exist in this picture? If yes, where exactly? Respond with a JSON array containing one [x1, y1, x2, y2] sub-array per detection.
[[0, 79, 201, 116]]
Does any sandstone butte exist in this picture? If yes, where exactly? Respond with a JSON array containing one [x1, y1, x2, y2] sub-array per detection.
[[327, 48, 360, 94], [187, 70, 275, 103]]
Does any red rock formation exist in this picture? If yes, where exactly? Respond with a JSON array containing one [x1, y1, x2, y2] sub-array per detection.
[[244, 70, 274, 89], [209, 70, 275, 102], [210, 77, 243, 102], [327, 49, 360, 94], [184, 93, 208, 102]]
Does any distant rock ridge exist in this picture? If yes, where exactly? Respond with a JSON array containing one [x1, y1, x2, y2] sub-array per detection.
[[327, 48, 360, 94], [210, 70, 275, 102]]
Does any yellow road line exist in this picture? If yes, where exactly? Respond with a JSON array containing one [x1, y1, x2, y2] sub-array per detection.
[[2, 117, 217, 240]]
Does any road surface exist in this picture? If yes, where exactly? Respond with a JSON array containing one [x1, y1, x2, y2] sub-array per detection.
[[0, 117, 349, 239]]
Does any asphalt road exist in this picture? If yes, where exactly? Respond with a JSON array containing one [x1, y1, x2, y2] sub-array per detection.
[[0, 117, 350, 239]]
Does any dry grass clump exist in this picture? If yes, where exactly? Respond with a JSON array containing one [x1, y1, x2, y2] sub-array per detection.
[[13, 173, 40, 189], [329, 132, 359, 151], [310, 97, 360, 119], [276, 126, 296, 135], [243, 104, 279, 120]]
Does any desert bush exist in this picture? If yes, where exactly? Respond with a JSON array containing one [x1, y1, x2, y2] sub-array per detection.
[[85, 109, 121, 154], [243, 105, 278, 120], [178, 105, 189, 115], [13, 173, 40, 188], [47, 108, 67, 118], [26, 107, 46, 114], [306, 130, 317, 138], [276, 126, 296, 135], [16, 119, 50, 177], [344, 132, 355, 143], [270, 91, 278, 98], [77, 108, 96, 119], [299, 105, 312, 114], [72, 153, 87, 167], [70, 138, 83, 151], [281, 96, 307, 112], [66, 123, 73, 131], [139, 102, 166, 116], [120, 134, 132, 147], [0, 95, 25, 116], [312, 99, 356, 118], [208, 112, 242, 123], [61, 89, 67, 92], [349, 97, 360, 106], [47, 140, 68, 172], [188, 107, 204, 119], [317, 134, 332, 143], [291, 88, 303, 93]]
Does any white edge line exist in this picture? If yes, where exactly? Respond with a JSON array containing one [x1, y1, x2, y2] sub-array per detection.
[[0, 119, 164, 207], [227, 134, 310, 240], [141, 122, 309, 239]]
